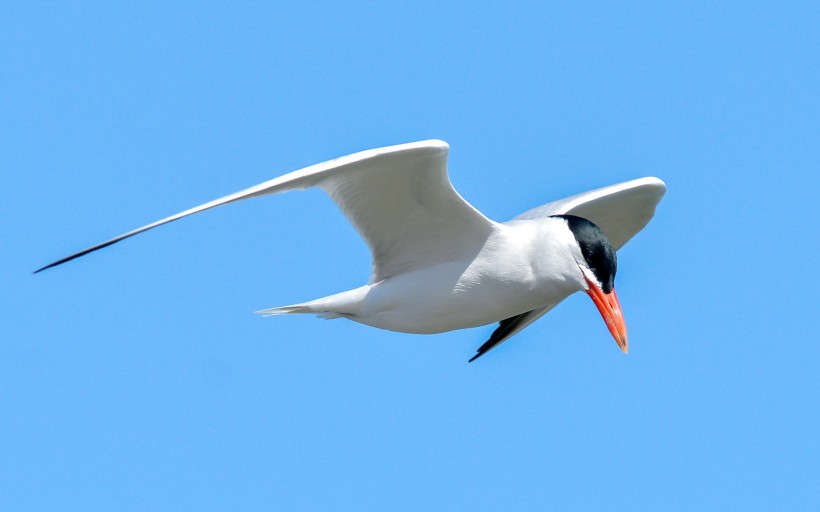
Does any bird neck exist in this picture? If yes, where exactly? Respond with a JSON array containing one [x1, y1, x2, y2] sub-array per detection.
[[505, 217, 587, 295]]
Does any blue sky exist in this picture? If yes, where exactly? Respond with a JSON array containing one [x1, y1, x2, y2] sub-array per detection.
[[3, 1, 818, 510]]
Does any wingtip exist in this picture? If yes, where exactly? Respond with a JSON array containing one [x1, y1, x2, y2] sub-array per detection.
[[33, 261, 60, 274], [398, 139, 449, 154], [641, 176, 667, 193], [33, 253, 87, 275], [427, 139, 449, 151], [33, 234, 132, 276]]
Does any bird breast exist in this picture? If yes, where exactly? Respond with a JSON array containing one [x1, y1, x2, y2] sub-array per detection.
[[353, 220, 583, 334]]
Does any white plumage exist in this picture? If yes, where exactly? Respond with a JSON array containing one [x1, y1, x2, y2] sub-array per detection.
[[38, 140, 666, 360]]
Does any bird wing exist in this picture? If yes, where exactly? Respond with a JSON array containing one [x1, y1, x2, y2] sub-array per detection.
[[468, 305, 557, 362], [35, 140, 497, 280], [469, 177, 666, 361], [512, 176, 666, 249]]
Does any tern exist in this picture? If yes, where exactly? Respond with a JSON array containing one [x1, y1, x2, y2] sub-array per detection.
[[36, 140, 665, 361]]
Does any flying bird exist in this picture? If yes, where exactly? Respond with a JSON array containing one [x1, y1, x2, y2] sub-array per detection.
[[36, 140, 665, 361]]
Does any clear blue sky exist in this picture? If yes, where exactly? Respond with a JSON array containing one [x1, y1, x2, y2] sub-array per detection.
[[3, 2, 818, 510]]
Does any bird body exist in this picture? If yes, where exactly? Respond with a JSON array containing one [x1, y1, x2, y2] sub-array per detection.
[[37, 140, 666, 361], [266, 216, 584, 334]]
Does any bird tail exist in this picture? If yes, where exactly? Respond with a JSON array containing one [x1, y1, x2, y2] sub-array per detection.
[[255, 304, 318, 316], [254, 285, 369, 320]]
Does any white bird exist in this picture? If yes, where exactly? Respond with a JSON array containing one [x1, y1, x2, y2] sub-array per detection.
[[37, 140, 666, 361]]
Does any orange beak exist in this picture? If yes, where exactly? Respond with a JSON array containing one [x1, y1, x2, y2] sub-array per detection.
[[585, 276, 628, 353]]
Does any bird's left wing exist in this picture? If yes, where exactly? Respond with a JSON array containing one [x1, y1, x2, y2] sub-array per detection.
[[469, 177, 666, 361], [36, 140, 497, 279]]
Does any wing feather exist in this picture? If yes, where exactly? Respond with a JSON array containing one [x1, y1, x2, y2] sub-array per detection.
[[511, 177, 666, 249], [468, 305, 557, 362], [36, 140, 496, 279]]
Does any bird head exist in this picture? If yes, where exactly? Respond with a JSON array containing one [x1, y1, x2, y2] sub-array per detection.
[[553, 214, 628, 353]]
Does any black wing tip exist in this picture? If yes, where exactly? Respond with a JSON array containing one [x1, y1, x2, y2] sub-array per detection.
[[467, 329, 507, 363], [468, 351, 486, 363], [33, 254, 81, 274], [33, 238, 124, 275], [468, 311, 537, 363]]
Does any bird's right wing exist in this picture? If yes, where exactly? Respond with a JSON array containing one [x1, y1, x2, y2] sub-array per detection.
[[468, 305, 557, 362], [512, 177, 666, 249], [468, 177, 666, 361]]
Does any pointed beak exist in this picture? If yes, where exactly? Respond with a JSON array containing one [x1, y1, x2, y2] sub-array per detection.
[[584, 277, 628, 353]]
